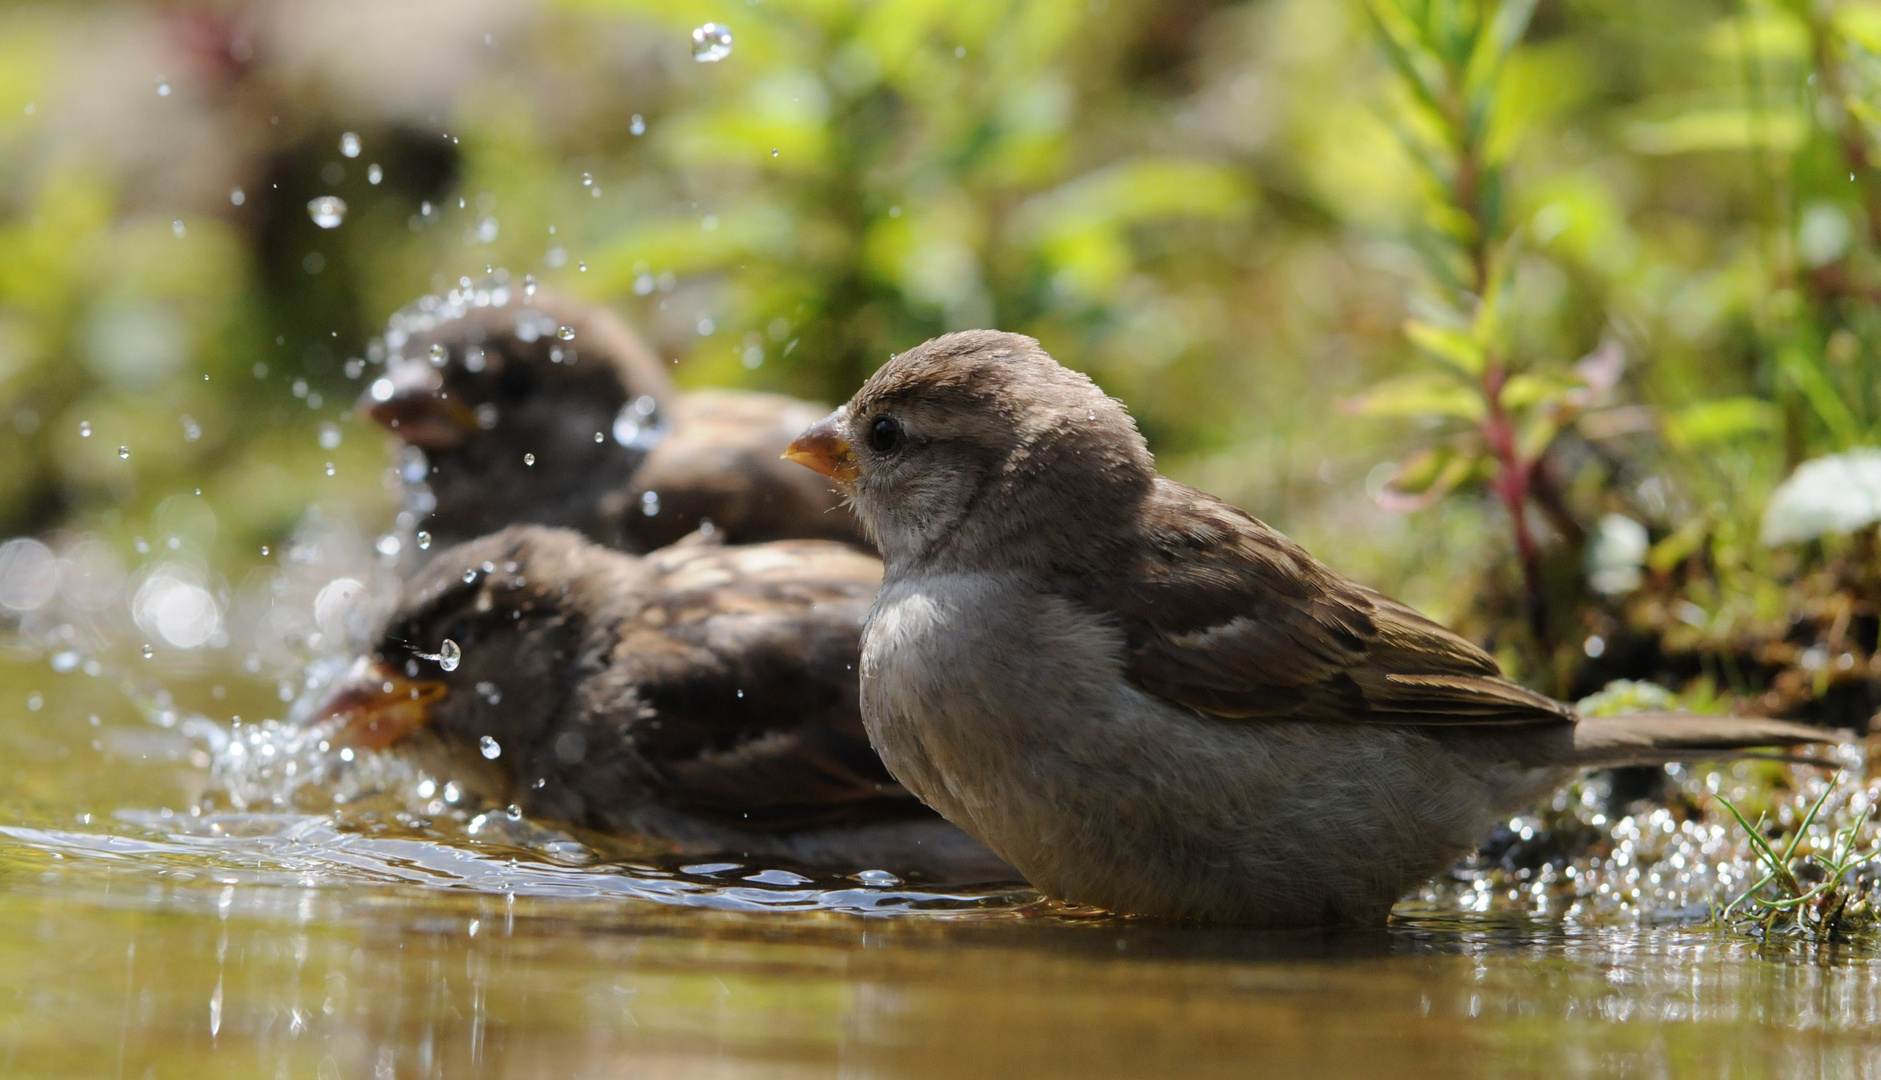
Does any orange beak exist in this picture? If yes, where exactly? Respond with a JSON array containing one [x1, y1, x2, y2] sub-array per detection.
[[358, 365, 482, 450], [319, 660, 450, 751], [783, 414, 858, 484]]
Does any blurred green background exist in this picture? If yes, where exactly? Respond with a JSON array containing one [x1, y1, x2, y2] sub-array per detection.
[[3, 0, 1880, 718]]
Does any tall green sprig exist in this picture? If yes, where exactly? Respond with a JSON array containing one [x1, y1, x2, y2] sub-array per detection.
[[1355, 0, 1589, 657]]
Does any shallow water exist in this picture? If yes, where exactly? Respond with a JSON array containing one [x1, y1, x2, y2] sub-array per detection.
[[5, 650, 1881, 1077]]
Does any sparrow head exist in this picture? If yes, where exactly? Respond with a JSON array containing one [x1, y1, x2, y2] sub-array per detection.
[[786, 330, 1154, 569], [360, 293, 673, 546], [321, 526, 631, 760]]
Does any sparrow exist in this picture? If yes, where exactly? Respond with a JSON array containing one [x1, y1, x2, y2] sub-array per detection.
[[783, 330, 1838, 926], [361, 291, 866, 554], [315, 523, 1012, 881]]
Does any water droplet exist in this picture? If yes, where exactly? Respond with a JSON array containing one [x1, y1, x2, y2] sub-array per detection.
[[318, 422, 342, 449], [771, 148, 779, 158], [630, 115, 646, 136], [172, 220, 186, 238], [259, 545, 269, 556], [117, 445, 129, 459], [581, 172, 593, 187], [323, 462, 336, 476], [141, 644, 154, 659], [369, 377, 395, 402], [78, 421, 91, 437], [339, 131, 361, 158], [594, 431, 605, 443], [416, 531, 432, 550], [479, 735, 501, 759], [641, 490, 660, 516], [556, 326, 576, 340], [855, 869, 901, 887], [367, 163, 383, 185], [428, 343, 448, 365], [692, 23, 733, 61], [230, 187, 245, 206], [307, 196, 347, 229], [523, 453, 535, 466], [523, 274, 537, 297], [439, 639, 461, 672], [156, 80, 171, 97], [463, 569, 478, 584]]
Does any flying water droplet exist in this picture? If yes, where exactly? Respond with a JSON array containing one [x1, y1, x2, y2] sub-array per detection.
[[581, 172, 593, 187], [692, 23, 733, 61], [438, 639, 461, 672], [307, 196, 347, 229], [428, 343, 448, 365], [641, 490, 660, 516], [172, 220, 187, 238], [523, 453, 535, 466], [479, 735, 501, 759], [367, 163, 383, 185], [463, 569, 478, 583], [141, 644, 154, 659], [117, 445, 129, 459], [318, 422, 342, 449], [230, 187, 245, 206], [556, 326, 576, 340], [323, 462, 336, 476], [78, 421, 91, 437], [156, 80, 171, 97], [339, 131, 361, 158], [630, 115, 646, 136], [416, 531, 432, 550], [523, 274, 537, 297]]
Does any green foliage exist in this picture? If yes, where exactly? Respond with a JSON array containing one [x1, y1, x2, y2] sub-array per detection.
[[1716, 775, 1881, 939], [1, 0, 1880, 708]]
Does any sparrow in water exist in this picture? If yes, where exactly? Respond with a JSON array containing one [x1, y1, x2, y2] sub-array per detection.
[[783, 330, 1837, 925], [316, 523, 1011, 880], [362, 291, 864, 554]]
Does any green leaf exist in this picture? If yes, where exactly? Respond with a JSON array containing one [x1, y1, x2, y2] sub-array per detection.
[[1623, 108, 1808, 155], [1500, 371, 1576, 411], [1403, 318, 1486, 375], [1661, 397, 1781, 450], [1345, 371, 1486, 421], [1840, 5, 1881, 55]]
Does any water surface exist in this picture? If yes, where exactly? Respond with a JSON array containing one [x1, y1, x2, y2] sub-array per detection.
[[3, 652, 1880, 1078]]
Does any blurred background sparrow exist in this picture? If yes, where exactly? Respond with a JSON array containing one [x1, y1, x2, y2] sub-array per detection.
[[317, 522, 1011, 881]]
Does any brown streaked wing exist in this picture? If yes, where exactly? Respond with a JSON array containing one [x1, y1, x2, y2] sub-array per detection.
[[1082, 478, 1573, 727], [611, 541, 914, 829]]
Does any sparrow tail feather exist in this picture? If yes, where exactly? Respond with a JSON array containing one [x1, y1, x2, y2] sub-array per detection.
[[1568, 713, 1846, 767]]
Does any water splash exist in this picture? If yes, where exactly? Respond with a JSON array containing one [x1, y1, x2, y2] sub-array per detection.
[[307, 197, 347, 229], [691, 23, 733, 62]]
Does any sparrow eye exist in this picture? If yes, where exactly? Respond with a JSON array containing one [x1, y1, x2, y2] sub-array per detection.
[[867, 415, 903, 454]]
